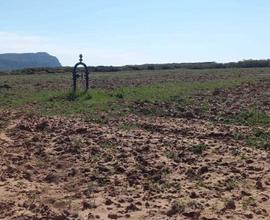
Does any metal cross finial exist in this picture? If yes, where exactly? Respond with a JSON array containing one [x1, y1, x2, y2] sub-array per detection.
[[79, 54, 83, 62]]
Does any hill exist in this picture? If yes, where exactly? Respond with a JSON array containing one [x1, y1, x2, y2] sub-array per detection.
[[0, 52, 61, 70]]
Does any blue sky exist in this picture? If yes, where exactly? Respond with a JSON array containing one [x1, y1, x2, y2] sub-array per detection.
[[0, 0, 269, 66]]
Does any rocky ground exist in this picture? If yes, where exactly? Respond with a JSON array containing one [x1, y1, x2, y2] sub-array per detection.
[[1, 81, 270, 220]]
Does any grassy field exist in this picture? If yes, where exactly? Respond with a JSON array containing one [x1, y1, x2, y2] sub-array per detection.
[[0, 67, 268, 120]]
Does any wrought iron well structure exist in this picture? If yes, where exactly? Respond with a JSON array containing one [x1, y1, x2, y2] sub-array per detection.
[[72, 54, 89, 93]]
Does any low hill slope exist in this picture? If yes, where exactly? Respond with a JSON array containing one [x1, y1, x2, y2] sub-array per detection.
[[0, 52, 61, 70]]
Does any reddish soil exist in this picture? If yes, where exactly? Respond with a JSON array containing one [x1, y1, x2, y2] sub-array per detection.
[[0, 111, 270, 219], [1, 81, 270, 220]]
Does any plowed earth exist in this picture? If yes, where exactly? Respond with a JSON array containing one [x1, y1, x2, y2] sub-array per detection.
[[134, 81, 270, 122], [1, 78, 270, 220]]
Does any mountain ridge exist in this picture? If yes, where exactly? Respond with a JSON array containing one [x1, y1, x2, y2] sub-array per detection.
[[0, 52, 61, 70]]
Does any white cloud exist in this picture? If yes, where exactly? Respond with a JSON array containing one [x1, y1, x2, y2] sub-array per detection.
[[0, 32, 51, 53], [0, 31, 67, 65], [0, 32, 150, 66]]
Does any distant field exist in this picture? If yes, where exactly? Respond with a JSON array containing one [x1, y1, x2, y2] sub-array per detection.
[[0, 67, 269, 120]]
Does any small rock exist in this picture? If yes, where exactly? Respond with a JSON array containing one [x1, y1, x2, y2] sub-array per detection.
[[224, 200, 236, 210], [190, 192, 199, 199], [105, 198, 113, 206], [44, 173, 57, 183], [241, 191, 252, 197], [108, 213, 118, 219], [183, 211, 201, 218], [244, 213, 253, 219], [256, 181, 264, 190], [68, 168, 76, 177], [246, 159, 254, 164], [75, 127, 88, 134], [82, 200, 96, 210], [198, 166, 208, 175], [126, 203, 139, 212]]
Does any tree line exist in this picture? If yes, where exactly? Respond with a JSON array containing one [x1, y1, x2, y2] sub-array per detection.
[[2, 59, 270, 75]]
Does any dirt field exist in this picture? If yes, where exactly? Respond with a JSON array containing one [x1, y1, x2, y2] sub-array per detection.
[[0, 68, 270, 219]]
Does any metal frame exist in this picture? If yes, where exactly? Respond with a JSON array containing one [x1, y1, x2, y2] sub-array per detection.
[[72, 54, 89, 93]]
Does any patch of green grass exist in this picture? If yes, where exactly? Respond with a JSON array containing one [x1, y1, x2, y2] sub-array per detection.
[[167, 200, 186, 216], [165, 151, 181, 163], [242, 197, 256, 210], [246, 129, 270, 150], [226, 110, 270, 126], [119, 123, 139, 131], [191, 144, 208, 154], [233, 132, 244, 140], [110, 78, 254, 103], [225, 178, 240, 190]]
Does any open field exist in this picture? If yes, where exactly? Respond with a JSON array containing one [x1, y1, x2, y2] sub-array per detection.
[[1, 68, 270, 219]]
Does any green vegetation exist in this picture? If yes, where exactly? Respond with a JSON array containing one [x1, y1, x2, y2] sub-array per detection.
[[165, 151, 181, 163], [0, 69, 258, 119], [242, 197, 256, 211], [226, 110, 270, 126], [246, 129, 270, 150], [119, 123, 139, 131], [1, 67, 269, 131], [191, 144, 208, 155]]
